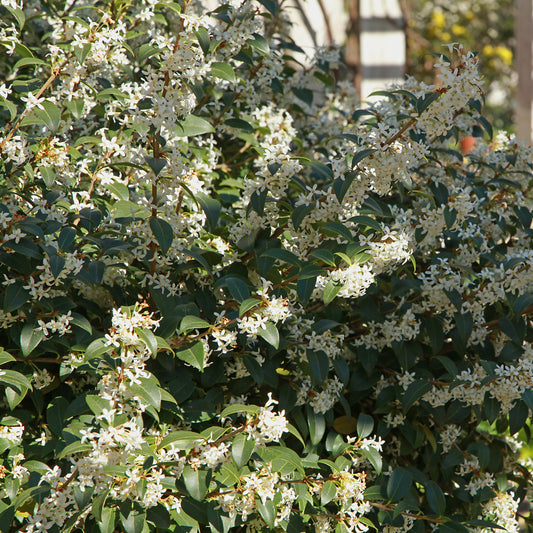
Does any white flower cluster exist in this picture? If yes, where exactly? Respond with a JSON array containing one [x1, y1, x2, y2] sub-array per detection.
[[31, 369, 54, 390], [0, 422, 24, 444], [423, 343, 533, 413], [478, 492, 520, 533], [439, 424, 461, 453], [37, 312, 73, 337], [248, 393, 289, 445], [417, 47, 483, 137]]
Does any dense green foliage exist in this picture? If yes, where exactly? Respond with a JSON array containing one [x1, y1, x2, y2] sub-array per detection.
[[0, 1, 533, 532]]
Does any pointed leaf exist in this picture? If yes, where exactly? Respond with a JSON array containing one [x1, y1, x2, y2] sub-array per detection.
[[183, 466, 210, 501], [149, 217, 174, 253], [321, 480, 337, 506], [175, 341, 205, 371], [357, 414, 374, 439], [257, 322, 279, 348], [426, 481, 446, 515], [387, 467, 412, 501], [402, 380, 431, 412], [176, 115, 215, 137], [239, 298, 262, 316], [323, 279, 342, 306], [231, 433, 255, 468], [20, 324, 45, 356], [180, 315, 210, 333], [211, 62, 236, 82], [4, 283, 29, 312]]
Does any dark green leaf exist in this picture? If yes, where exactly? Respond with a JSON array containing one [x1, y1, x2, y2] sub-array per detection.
[[85, 338, 111, 361], [261, 248, 300, 267], [14, 57, 48, 69], [247, 34, 270, 55], [351, 148, 377, 169], [333, 171, 358, 202], [74, 43, 92, 65], [0, 369, 31, 395], [130, 380, 162, 410], [387, 467, 412, 502], [292, 204, 314, 230], [58, 441, 93, 460], [4, 283, 29, 312], [437, 521, 470, 533], [195, 27, 210, 55], [309, 249, 336, 266], [46, 397, 69, 436], [292, 87, 314, 106], [149, 217, 174, 253], [225, 118, 254, 132], [297, 276, 317, 306], [20, 324, 45, 356], [74, 484, 94, 511], [322, 222, 353, 241], [426, 481, 446, 515], [357, 413, 374, 439], [145, 157, 167, 177], [260, 447, 304, 475], [350, 215, 382, 234], [463, 520, 505, 530], [307, 406, 326, 445], [92, 489, 110, 522], [58, 227, 77, 250], [361, 447, 382, 474], [509, 400, 528, 435], [0, 349, 15, 366], [220, 404, 260, 418], [402, 380, 431, 412], [5, 6, 25, 29], [158, 430, 202, 450], [196, 193, 220, 230], [226, 277, 250, 302], [307, 350, 329, 384]]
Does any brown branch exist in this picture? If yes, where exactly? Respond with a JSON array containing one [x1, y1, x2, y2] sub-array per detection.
[[370, 501, 445, 524], [0, 58, 70, 151], [317, 0, 334, 44]]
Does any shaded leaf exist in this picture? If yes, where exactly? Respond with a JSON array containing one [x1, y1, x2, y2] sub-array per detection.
[[257, 322, 279, 349]]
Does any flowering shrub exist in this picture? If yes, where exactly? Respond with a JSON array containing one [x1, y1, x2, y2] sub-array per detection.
[[1, 1, 533, 532], [408, 0, 515, 129]]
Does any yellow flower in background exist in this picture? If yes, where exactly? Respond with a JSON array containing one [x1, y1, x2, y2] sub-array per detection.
[[495, 45, 513, 65], [451, 24, 467, 37], [430, 11, 446, 30], [483, 44, 494, 56]]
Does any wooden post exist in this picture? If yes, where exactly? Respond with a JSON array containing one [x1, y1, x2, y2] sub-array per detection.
[[359, 0, 406, 99], [516, 0, 533, 144], [345, 0, 362, 95]]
